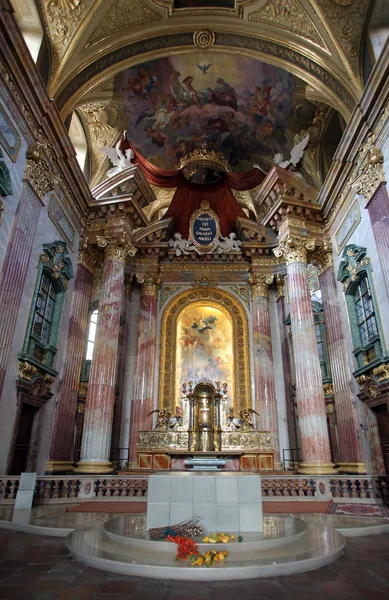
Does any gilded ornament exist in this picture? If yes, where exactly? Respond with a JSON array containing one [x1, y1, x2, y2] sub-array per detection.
[[372, 363, 389, 382], [86, 0, 160, 48], [248, 0, 328, 51], [104, 243, 127, 263], [323, 383, 334, 396], [193, 30, 215, 50], [249, 274, 274, 298], [44, 0, 95, 77], [24, 143, 58, 199], [314, 0, 369, 77], [368, 384, 379, 398], [19, 362, 38, 381]]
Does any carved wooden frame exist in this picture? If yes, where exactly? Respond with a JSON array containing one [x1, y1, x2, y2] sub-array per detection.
[[159, 286, 251, 413]]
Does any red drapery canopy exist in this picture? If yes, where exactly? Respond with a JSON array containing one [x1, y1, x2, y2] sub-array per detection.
[[123, 139, 266, 236]]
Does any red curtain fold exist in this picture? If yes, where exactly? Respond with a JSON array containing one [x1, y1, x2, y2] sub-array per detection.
[[227, 168, 266, 191], [164, 178, 246, 238], [121, 138, 183, 187], [122, 139, 264, 236]]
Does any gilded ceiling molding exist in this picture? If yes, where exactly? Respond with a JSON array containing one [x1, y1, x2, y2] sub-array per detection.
[[56, 32, 355, 120], [150, 0, 251, 17], [193, 30, 215, 50], [78, 101, 128, 187], [85, 0, 161, 49], [313, 0, 371, 80], [39, 0, 99, 88], [248, 0, 329, 53]]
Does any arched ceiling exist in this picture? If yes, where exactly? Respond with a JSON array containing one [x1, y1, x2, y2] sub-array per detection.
[[34, 0, 373, 189]]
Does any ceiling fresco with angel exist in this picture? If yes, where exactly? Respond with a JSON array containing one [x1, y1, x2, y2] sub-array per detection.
[[120, 53, 297, 172]]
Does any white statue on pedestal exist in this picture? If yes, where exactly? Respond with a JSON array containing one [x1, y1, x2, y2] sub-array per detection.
[[99, 130, 135, 178]]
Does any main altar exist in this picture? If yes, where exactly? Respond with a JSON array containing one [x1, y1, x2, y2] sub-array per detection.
[[136, 381, 275, 472]]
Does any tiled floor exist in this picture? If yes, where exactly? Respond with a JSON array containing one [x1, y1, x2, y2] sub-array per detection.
[[0, 529, 388, 599]]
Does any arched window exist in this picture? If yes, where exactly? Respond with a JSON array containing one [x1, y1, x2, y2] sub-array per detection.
[[11, 1, 44, 63], [68, 111, 89, 175], [338, 245, 385, 373], [86, 309, 98, 361], [19, 243, 73, 374]]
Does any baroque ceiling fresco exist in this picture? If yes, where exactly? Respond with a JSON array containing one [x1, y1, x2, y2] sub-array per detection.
[[30, 0, 375, 190], [120, 55, 297, 171]]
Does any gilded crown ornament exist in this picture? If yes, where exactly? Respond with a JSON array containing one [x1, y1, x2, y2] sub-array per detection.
[[177, 139, 230, 179]]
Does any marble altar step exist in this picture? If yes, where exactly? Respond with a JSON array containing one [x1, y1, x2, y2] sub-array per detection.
[[66, 514, 346, 580]]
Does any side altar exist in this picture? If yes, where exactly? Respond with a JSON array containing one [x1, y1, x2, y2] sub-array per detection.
[[136, 381, 275, 471]]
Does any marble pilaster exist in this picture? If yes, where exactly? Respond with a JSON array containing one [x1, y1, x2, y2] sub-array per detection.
[[274, 237, 336, 474], [276, 276, 298, 452], [0, 182, 42, 400], [46, 248, 95, 472], [74, 244, 126, 473], [319, 257, 365, 474], [250, 275, 281, 469], [128, 275, 160, 468], [366, 183, 389, 298]]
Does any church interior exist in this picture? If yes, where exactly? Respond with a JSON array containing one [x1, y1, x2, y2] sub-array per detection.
[[1, 0, 389, 589]]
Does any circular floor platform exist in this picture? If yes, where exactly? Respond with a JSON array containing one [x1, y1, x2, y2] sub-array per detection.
[[66, 515, 346, 580]]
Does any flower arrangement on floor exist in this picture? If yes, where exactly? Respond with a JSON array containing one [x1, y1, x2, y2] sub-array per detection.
[[148, 516, 205, 540]]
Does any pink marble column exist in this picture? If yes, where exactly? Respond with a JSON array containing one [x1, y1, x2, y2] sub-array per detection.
[[319, 262, 365, 473], [74, 244, 126, 473], [0, 182, 42, 400], [250, 275, 281, 469], [276, 276, 298, 451], [275, 238, 336, 474], [366, 183, 389, 297], [128, 276, 159, 468], [46, 249, 95, 472], [110, 280, 132, 467]]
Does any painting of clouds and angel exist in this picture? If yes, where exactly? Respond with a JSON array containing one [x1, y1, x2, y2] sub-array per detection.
[[176, 305, 234, 405]]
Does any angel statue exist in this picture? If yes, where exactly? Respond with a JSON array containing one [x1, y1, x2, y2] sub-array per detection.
[[148, 408, 171, 430], [99, 130, 135, 178], [239, 407, 259, 431], [273, 133, 310, 171]]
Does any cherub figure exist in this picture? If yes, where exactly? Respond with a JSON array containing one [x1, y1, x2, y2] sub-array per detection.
[[239, 407, 259, 431], [148, 409, 171, 430]]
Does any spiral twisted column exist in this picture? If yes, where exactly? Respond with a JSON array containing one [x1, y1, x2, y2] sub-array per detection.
[[75, 243, 126, 473], [250, 274, 281, 469], [47, 246, 95, 472], [317, 243, 365, 473], [128, 275, 160, 468], [274, 236, 336, 474]]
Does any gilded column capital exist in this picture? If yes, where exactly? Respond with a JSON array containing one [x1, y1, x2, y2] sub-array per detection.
[[104, 243, 127, 263], [275, 274, 285, 299], [249, 274, 274, 298], [312, 240, 334, 274], [97, 233, 137, 263], [24, 143, 58, 198], [273, 236, 315, 265], [77, 239, 96, 273], [136, 273, 161, 297]]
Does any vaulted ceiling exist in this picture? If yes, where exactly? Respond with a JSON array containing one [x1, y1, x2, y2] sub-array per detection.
[[31, 0, 375, 190]]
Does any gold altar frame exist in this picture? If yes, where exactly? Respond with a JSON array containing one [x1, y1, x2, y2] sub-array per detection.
[[159, 286, 251, 413]]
